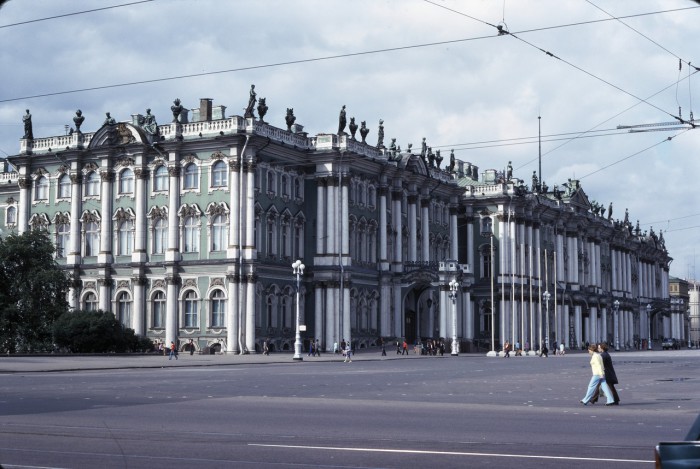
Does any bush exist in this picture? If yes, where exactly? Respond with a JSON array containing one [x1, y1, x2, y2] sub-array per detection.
[[53, 310, 152, 353]]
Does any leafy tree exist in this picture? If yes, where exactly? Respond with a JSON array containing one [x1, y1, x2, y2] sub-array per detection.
[[53, 310, 153, 353], [0, 230, 70, 353]]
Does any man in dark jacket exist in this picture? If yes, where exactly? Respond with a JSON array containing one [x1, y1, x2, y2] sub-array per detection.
[[591, 342, 620, 404]]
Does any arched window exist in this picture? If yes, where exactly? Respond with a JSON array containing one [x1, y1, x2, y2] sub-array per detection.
[[119, 168, 134, 194], [152, 291, 165, 328], [266, 170, 275, 195], [154, 218, 167, 254], [118, 219, 134, 256], [184, 216, 199, 253], [211, 214, 226, 252], [211, 160, 227, 188], [84, 292, 98, 311], [58, 174, 71, 199], [117, 291, 132, 327], [35, 176, 48, 201], [294, 178, 301, 199], [84, 221, 99, 256], [184, 163, 198, 190], [211, 289, 225, 327], [56, 223, 70, 258], [154, 165, 168, 192], [184, 290, 198, 328], [85, 171, 100, 197], [6, 206, 16, 225]]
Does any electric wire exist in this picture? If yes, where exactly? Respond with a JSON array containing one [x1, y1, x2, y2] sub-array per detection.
[[0, 0, 155, 29], [1, 5, 698, 103], [578, 127, 691, 180]]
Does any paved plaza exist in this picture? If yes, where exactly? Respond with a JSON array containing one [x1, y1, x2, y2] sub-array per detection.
[[0, 348, 698, 468]]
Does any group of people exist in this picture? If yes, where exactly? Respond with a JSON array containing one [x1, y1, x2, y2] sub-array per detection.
[[502, 340, 568, 357], [580, 342, 620, 406], [307, 339, 322, 357]]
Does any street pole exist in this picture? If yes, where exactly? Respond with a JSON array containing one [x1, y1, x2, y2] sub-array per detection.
[[543, 291, 551, 349], [292, 259, 305, 360], [449, 279, 459, 356], [646, 303, 652, 350], [613, 299, 620, 351]]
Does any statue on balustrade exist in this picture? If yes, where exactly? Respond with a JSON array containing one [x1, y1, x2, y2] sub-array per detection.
[[171, 98, 184, 123], [245, 84, 257, 118], [73, 109, 85, 133], [285, 108, 296, 132], [22, 109, 33, 140], [348, 117, 358, 140], [359, 121, 369, 143], [338, 105, 347, 135]]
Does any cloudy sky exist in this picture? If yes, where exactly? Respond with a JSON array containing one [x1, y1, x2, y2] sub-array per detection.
[[0, 0, 698, 280]]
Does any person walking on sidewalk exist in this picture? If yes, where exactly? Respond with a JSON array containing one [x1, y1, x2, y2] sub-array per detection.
[[580, 344, 614, 405], [169, 341, 178, 360], [344, 341, 352, 362]]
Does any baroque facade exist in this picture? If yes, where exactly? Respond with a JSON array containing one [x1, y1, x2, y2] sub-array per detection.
[[0, 95, 672, 353]]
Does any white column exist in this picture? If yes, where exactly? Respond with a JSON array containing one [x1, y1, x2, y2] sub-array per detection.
[[17, 175, 31, 234], [421, 198, 430, 262], [166, 163, 181, 262], [132, 167, 147, 262], [590, 306, 597, 343], [408, 194, 417, 262], [379, 186, 388, 266], [315, 287, 324, 350], [393, 189, 402, 270], [450, 205, 459, 260], [68, 173, 82, 264], [317, 180, 325, 254], [132, 277, 145, 336], [227, 273, 239, 353], [165, 276, 180, 347], [99, 170, 113, 264], [245, 278, 256, 352], [574, 305, 582, 348]]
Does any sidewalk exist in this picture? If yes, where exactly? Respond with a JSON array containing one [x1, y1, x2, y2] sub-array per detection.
[[0, 348, 425, 373], [0, 348, 692, 373]]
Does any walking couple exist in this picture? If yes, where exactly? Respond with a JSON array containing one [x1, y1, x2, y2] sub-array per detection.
[[580, 343, 620, 406]]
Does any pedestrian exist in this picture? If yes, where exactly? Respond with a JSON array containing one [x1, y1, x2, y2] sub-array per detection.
[[402, 340, 409, 355], [396, 340, 401, 354], [263, 338, 270, 356], [503, 340, 511, 358], [344, 341, 352, 362], [308, 339, 315, 357], [315, 339, 321, 357], [188, 339, 195, 356], [591, 343, 620, 405], [540, 341, 548, 358], [558, 342, 565, 356], [380, 337, 387, 356], [580, 344, 615, 405], [158, 342, 164, 356], [169, 341, 178, 360]]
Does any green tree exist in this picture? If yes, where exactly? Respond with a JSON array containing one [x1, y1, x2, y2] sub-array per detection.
[[53, 310, 152, 353], [0, 230, 70, 353]]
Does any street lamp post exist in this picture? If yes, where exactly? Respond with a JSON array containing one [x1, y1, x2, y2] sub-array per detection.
[[646, 303, 652, 350], [449, 279, 459, 356], [613, 300, 620, 351], [292, 259, 305, 361], [543, 291, 551, 349]]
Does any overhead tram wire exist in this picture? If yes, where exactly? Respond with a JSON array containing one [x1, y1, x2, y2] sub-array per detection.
[[578, 127, 692, 181], [1, 4, 698, 102], [0, 0, 155, 29], [433, 128, 631, 153], [516, 70, 699, 171]]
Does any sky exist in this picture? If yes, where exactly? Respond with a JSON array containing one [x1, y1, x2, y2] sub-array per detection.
[[0, 0, 698, 280]]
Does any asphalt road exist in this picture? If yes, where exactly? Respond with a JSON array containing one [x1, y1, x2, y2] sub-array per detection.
[[0, 349, 698, 468]]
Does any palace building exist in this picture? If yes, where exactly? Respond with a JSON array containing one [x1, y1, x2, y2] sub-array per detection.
[[0, 93, 673, 354]]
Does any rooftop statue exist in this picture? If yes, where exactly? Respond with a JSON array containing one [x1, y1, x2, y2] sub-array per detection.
[[142, 109, 158, 137], [22, 109, 33, 140], [103, 112, 116, 126], [376, 119, 384, 148], [73, 109, 85, 133], [448, 149, 455, 172], [359, 121, 369, 143], [607, 202, 613, 221], [244, 84, 257, 118], [338, 105, 347, 135], [285, 108, 296, 132], [257, 97, 268, 123], [435, 149, 443, 169], [506, 161, 513, 180], [348, 117, 358, 140], [171, 98, 184, 123]]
